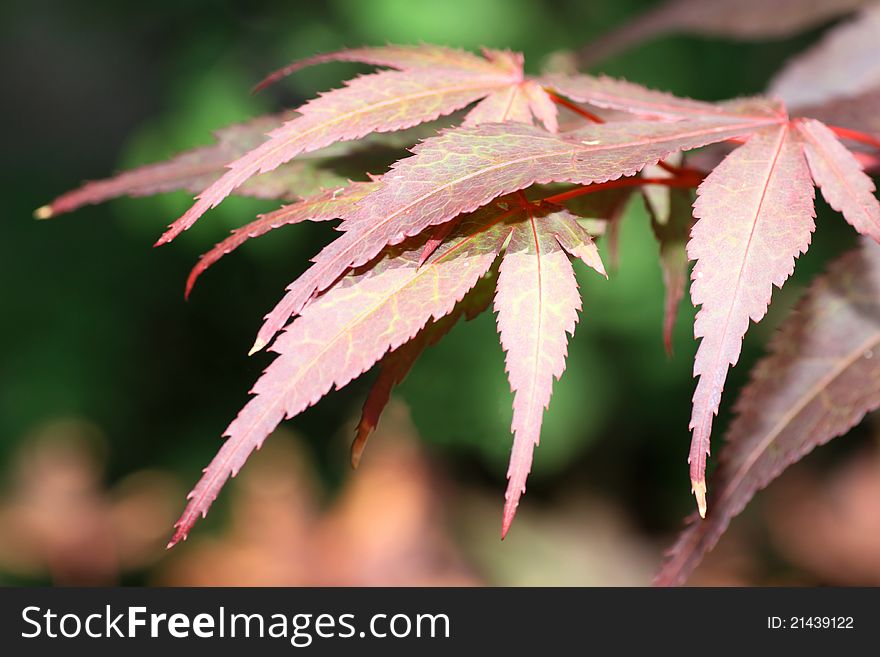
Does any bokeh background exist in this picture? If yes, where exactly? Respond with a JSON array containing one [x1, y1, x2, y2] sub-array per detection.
[[1, 0, 878, 586]]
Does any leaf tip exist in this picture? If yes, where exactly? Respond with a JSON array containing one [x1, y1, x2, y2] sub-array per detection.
[[33, 205, 54, 220], [154, 222, 183, 247], [165, 529, 186, 550], [248, 338, 267, 356], [691, 478, 707, 518], [501, 499, 518, 539], [184, 265, 202, 300]]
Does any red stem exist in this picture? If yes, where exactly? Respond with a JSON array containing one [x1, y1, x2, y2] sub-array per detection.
[[546, 91, 605, 124], [543, 175, 702, 205], [827, 124, 880, 150], [657, 160, 706, 178]]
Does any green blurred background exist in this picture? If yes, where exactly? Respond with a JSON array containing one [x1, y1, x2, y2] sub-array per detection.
[[0, 0, 875, 586]]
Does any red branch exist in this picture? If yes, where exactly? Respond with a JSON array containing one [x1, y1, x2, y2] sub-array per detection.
[[827, 124, 880, 151], [543, 174, 703, 206], [546, 91, 604, 124]]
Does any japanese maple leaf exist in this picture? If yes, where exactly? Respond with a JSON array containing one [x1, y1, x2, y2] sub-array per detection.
[[254, 113, 776, 351], [156, 45, 563, 245], [496, 204, 606, 536], [657, 239, 880, 586], [686, 124, 817, 515], [167, 198, 519, 546], [686, 118, 880, 516], [168, 194, 607, 544], [39, 39, 880, 545], [154, 44, 790, 247]]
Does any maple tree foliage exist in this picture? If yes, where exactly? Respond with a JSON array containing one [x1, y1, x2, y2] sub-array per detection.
[[42, 29, 880, 583], [657, 238, 880, 586]]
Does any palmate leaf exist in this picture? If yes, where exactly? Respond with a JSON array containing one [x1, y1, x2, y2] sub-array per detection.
[[154, 45, 788, 247], [496, 206, 605, 536], [687, 124, 817, 516], [680, 117, 880, 516], [769, 4, 880, 108], [169, 195, 608, 544], [254, 116, 776, 351], [656, 239, 880, 586], [168, 197, 525, 546], [40, 37, 880, 552]]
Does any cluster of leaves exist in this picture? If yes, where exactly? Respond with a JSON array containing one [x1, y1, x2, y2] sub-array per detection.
[[42, 0, 880, 584]]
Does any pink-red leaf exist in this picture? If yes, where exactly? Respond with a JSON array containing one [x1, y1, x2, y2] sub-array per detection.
[[657, 239, 880, 586], [497, 207, 605, 537], [797, 119, 880, 242], [255, 116, 774, 350], [185, 182, 377, 297], [687, 124, 816, 516], [168, 201, 520, 546]]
